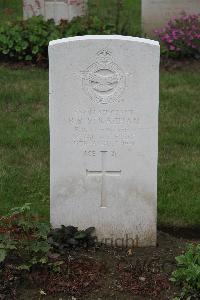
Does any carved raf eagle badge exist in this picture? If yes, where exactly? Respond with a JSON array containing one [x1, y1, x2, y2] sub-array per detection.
[[82, 49, 126, 105]]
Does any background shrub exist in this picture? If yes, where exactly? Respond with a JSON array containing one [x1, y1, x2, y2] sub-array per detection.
[[0, 17, 62, 63], [1, 10, 199, 64], [155, 13, 200, 59], [0, 15, 117, 64]]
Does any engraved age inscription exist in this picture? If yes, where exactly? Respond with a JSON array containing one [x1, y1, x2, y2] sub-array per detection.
[[82, 49, 126, 105]]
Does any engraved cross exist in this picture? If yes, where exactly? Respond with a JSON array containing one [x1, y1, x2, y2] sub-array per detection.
[[86, 151, 121, 208]]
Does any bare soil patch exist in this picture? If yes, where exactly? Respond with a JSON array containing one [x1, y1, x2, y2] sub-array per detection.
[[1, 231, 199, 300], [160, 57, 200, 72]]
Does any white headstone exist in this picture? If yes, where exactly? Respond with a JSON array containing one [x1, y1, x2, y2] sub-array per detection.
[[44, 1, 69, 24], [49, 36, 160, 247], [142, 0, 200, 36], [23, 0, 87, 24], [68, 0, 87, 21], [23, 0, 44, 19]]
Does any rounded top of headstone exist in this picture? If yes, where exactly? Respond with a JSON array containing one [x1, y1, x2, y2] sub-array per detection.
[[49, 35, 160, 48]]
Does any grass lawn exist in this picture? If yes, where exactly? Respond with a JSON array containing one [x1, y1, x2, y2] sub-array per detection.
[[158, 68, 200, 228], [0, 65, 200, 228], [0, 66, 49, 218]]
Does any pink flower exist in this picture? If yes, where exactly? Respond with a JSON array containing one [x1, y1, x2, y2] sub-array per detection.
[[155, 12, 200, 58], [170, 45, 175, 50]]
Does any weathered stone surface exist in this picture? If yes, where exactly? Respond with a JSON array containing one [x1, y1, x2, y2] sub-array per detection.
[[68, 0, 87, 21], [23, 0, 44, 19], [49, 36, 160, 247], [23, 0, 87, 24], [142, 0, 200, 36]]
